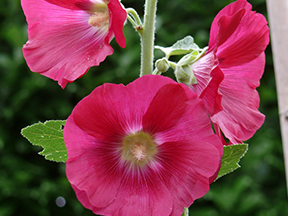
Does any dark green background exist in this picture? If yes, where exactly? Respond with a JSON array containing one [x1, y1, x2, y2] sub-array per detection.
[[0, 0, 287, 215]]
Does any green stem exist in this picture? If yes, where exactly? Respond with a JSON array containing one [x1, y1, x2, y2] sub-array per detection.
[[140, 0, 158, 76], [126, 8, 143, 28], [126, 14, 138, 28], [181, 207, 189, 216], [168, 60, 177, 69]]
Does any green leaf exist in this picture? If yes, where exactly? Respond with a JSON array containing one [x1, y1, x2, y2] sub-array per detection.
[[155, 36, 200, 58], [216, 144, 248, 180], [21, 120, 67, 163]]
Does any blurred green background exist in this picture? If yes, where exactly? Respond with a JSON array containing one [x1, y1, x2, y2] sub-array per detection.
[[0, 0, 287, 215]]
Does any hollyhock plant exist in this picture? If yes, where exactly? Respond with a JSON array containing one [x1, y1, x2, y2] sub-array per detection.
[[190, 0, 270, 144], [21, 0, 127, 88], [64, 75, 223, 215]]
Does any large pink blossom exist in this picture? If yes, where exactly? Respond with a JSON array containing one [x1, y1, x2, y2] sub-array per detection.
[[21, 0, 127, 88], [191, 0, 269, 144], [64, 75, 223, 215]]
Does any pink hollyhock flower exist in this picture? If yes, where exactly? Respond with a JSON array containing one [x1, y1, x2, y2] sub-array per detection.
[[190, 0, 269, 144], [21, 0, 127, 88], [64, 75, 223, 215]]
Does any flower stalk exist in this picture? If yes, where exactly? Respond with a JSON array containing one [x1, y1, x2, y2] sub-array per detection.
[[140, 0, 158, 76]]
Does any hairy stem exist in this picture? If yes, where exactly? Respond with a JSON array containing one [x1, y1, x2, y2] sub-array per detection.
[[140, 0, 158, 76]]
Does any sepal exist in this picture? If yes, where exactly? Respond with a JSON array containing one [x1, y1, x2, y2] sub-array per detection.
[[155, 35, 201, 58]]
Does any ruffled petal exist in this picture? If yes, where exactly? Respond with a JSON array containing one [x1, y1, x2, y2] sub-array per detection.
[[208, 0, 269, 67], [198, 0, 269, 143], [44, 0, 92, 10], [21, 0, 126, 88], [73, 75, 177, 138], [107, 0, 127, 48], [142, 83, 189, 134], [217, 11, 269, 67], [211, 54, 266, 143], [65, 116, 121, 208], [199, 66, 224, 115], [91, 167, 174, 216], [156, 140, 221, 215], [209, 0, 252, 50], [190, 51, 223, 115]]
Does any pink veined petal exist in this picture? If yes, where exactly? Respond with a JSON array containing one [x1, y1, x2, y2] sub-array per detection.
[[155, 140, 221, 215], [142, 83, 189, 134], [197, 0, 269, 144], [190, 51, 223, 116], [199, 66, 224, 115], [70, 185, 94, 210], [22, 0, 127, 88], [44, 0, 92, 10], [190, 52, 218, 96], [211, 54, 266, 144], [73, 75, 177, 138], [208, 0, 269, 67], [107, 0, 127, 48], [216, 11, 269, 67], [91, 167, 174, 216], [65, 116, 121, 208], [209, 0, 252, 50], [215, 8, 245, 48]]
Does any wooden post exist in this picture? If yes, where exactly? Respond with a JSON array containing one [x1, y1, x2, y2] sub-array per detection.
[[266, 0, 288, 193]]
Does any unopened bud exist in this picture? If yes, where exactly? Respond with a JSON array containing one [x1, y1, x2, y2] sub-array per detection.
[[155, 58, 170, 73], [175, 64, 197, 85]]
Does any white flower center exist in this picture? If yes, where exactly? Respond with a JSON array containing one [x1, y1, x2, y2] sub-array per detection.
[[131, 142, 147, 162], [88, 10, 109, 28], [88, 2, 109, 28], [121, 132, 157, 166]]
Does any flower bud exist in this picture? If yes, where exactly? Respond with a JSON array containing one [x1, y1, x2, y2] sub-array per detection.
[[175, 64, 197, 85], [155, 57, 170, 73]]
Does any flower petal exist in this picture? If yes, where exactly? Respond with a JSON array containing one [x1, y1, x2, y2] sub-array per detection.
[[22, 0, 126, 88], [209, 0, 252, 50], [72, 75, 177, 138], [142, 83, 189, 134], [65, 116, 121, 208], [209, 0, 269, 67], [211, 54, 266, 143], [107, 0, 127, 48], [199, 66, 224, 115], [44, 0, 92, 10], [156, 140, 221, 215], [190, 51, 223, 115]]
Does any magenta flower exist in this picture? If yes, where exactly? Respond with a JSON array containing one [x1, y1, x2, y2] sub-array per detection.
[[21, 0, 127, 88], [191, 0, 270, 144], [64, 75, 222, 215]]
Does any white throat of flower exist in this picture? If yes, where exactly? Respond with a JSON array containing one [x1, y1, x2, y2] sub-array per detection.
[[121, 132, 157, 167], [88, 2, 109, 31]]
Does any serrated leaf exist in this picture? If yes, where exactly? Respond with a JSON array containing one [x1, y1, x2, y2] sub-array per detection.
[[216, 144, 248, 180], [21, 120, 67, 163], [155, 36, 200, 58]]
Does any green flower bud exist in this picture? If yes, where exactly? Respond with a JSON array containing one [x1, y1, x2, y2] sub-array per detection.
[[155, 57, 170, 73], [175, 64, 197, 85]]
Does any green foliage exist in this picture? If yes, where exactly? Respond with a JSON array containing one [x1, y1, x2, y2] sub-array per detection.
[[155, 35, 201, 58], [21, 120, 67, 163], [217, 144, 248, 180]]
